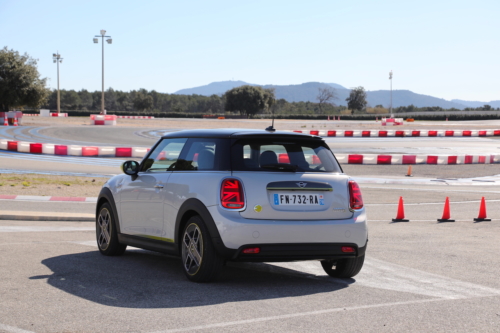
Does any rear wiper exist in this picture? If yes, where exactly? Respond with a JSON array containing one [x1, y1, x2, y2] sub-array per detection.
[[261, 163, 298, 172]]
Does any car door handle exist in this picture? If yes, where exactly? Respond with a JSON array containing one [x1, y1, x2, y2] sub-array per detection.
[[154, 184, 164, 189]]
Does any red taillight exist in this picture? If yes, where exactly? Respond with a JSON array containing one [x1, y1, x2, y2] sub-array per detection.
[[348, 180, 363, 210], [341, 246, 355, 253], [242, 247, 260, 254], [221, 178, 245, 209]]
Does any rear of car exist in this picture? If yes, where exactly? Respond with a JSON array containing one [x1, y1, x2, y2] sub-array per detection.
[[208, 132, 368, 265]]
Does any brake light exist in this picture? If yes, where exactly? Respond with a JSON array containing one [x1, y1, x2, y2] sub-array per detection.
[[341, 246, 355, 253], [348, 180, 363, 210], [242, 247, 260, 254], [221, 178, 245, 209]]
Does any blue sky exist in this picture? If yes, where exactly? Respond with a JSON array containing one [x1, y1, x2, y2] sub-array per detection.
[[1, 0, 499, 101]]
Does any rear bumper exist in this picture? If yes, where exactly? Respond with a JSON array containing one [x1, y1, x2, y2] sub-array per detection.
[[231, 242, 367, 262], [207, 205, 368, 260]]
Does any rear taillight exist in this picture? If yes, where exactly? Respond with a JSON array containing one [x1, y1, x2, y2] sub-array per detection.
[[348, 180, 363, 210], [221, 178, 245, 209]]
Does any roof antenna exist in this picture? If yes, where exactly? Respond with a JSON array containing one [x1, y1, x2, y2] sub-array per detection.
[[265, 103, 276, 132]]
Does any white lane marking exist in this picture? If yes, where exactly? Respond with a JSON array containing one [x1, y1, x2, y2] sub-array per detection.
[[366, 199, 500, 206], [0, 323, 36, 333], [269, 259, 500, 299], [361, 186, 500, 194], [0, 226, 94, 232], [150, 259, 500, 332], [149, 299, 447, 333]]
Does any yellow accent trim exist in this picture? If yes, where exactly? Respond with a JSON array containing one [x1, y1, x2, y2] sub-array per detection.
[[137, 235, 174, 243]]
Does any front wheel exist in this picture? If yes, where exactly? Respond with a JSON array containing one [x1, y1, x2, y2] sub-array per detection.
[[96, 202, 126, 256], [181, 215, 223, 282], [320, 255, 365, 278]]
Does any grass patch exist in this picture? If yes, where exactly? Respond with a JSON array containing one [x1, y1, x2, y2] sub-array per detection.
[[0, 174, 107, 188]]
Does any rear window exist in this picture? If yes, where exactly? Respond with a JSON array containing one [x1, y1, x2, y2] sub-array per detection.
[[231, 138, 342, 173]]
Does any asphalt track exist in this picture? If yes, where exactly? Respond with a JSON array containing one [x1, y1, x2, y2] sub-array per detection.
[[1, 122, 500, 332]]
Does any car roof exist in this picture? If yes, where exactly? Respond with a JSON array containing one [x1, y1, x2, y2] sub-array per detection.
[[161, 128, 321, 139]]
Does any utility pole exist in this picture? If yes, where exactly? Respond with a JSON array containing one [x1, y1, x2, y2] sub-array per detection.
[[52, 52, 63, 114], [93, 30, 112, 114], [389, 70, 393, 116]]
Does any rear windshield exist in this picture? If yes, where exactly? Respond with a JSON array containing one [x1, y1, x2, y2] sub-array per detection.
[[231, 138, 342, 173]]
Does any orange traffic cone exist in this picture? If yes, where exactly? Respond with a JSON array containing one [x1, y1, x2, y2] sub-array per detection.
[[405, 165, 413, 177], [437, 197, 455, 222], [392, 197, 409, 222], [3, 116, 8, 126], [13, 117, 18, 126], [474, 197, 491, 222]]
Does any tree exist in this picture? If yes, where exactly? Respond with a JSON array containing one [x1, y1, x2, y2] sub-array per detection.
[[133, 90, 154, 112], [224, 85, 273, 117], [346, 86, 367, 113], [316, 87, 337, 114], [0, 47, 49, 111], [262, 88, 276, 114]]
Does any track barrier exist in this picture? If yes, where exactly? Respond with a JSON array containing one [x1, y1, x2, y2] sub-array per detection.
[[437, 197, 455, 222], [392, 197, 409, 222], [474, 197, 491, 222], [289, 129, 500, 138]]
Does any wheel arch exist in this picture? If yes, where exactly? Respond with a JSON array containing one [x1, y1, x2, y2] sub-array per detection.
[[174, 198, 235, 258], [96, 187, 121, 234]]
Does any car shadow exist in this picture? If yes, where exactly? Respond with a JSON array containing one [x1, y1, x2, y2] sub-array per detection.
[[31, 249, 355, 309]]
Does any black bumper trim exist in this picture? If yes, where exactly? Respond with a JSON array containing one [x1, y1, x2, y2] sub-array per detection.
[[228, 242, 367, 262]]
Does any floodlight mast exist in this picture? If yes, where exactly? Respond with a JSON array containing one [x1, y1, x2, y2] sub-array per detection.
[[52, 52, 63, 114], [389, 70, 393, 116], [94, 30, 112, 114]]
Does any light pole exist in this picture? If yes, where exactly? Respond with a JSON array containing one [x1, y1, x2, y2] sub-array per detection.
[[52, 52, 63, 114], [93, 30, 112, 115], [389, 70, 393, 116]]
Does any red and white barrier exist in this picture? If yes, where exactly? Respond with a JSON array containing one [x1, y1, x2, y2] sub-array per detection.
[[290, 129, 500, 138], [117, 116, 154, 119], [0, 138, 150, 158], [0, 111, 23, 125], [1, 137, 498, 164], [50, 113, 68, 117], [335, 153, 500, 165], [381, 118, 404, 126], [0, 194, 97, 202], [90, 114, 117, 126]]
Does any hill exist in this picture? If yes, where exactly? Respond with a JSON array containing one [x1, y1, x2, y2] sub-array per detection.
[[451, 99, 500, 108], [174, 81, 497, 109]]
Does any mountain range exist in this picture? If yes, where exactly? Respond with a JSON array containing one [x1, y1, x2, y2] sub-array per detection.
[[174, 81, 500, 109]]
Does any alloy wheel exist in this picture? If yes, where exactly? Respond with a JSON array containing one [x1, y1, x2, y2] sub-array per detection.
[[182, 223, 204, 275], [97, 208, 111, 250]]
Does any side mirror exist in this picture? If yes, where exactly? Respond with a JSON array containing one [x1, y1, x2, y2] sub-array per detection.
[[121, 160, 140, 176]]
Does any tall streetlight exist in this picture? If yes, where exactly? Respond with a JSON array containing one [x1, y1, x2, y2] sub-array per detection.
[[52, 52, 63, 114], [389, 70, 393, 116], [93, 30, 112, 115]]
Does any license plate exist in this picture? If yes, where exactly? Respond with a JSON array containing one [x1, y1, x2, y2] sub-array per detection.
[[273, 193, 324, 206]]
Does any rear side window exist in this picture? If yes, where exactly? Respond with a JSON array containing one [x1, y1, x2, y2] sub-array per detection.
[[174, 138, 225, 171], [231, 138, 342, 173]]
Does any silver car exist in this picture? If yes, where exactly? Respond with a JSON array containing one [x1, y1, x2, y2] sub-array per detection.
[[96, 129, 368, 282]]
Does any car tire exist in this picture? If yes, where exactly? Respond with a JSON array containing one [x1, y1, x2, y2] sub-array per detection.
[[181, 215, 223, 282], [320, 255, 365, 278], [96, 202, 127, 256]]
